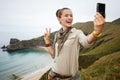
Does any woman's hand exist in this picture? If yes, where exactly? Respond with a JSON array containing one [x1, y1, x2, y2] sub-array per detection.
[[44, 28, 51, 44], [44, 28, 54, 58], [93, 12, 105, 34]]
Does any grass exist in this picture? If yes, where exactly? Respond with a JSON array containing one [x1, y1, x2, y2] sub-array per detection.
[[79, 22, 120, 69], [81, 52, 120, 80]]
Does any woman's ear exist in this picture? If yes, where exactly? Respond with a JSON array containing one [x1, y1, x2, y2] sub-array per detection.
[[57, 17, 61, 24]]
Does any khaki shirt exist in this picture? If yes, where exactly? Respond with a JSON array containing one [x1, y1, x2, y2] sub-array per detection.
[[51, 28, 92, 76]]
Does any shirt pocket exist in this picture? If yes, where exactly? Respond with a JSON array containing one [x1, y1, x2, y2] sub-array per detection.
[[64, 36, 76, 46]]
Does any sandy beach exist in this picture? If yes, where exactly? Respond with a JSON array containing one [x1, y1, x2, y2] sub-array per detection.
[[22, 64, 51, 80]]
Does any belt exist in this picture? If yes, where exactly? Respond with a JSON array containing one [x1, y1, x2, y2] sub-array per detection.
[[55, 73, 72, 79], [49, 70, 72, 79]]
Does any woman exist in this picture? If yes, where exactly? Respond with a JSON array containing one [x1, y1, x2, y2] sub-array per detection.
[[44, 8, 105, 80]]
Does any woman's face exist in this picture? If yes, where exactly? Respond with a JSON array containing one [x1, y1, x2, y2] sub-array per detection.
[[58, 9, 73, 28]]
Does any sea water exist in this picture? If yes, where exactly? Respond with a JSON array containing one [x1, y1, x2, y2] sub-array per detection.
[[0, 31, 52, 80]]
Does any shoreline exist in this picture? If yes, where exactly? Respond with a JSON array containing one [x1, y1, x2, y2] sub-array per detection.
[[35, 46, 48, 52], [22, 46, 51, 80], [22, 64, 51, 80]]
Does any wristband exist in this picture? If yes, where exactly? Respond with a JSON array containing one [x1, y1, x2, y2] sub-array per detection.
[[45, 43, 51, 47], [92, 32, 102, 38]]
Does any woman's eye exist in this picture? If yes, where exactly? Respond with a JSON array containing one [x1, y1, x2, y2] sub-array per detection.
[[64, 14, 73, 17], [70, 15, 73, 17], [65, 14, 68, 17]]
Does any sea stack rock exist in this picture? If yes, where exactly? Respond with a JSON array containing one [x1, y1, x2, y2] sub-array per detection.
[[10, 38, 20, 45]]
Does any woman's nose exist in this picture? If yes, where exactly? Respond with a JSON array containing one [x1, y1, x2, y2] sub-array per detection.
[[68, 16, 73, 19]]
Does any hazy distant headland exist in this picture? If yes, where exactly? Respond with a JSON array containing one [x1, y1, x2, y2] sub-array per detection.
[[1, 31, 55, 52]]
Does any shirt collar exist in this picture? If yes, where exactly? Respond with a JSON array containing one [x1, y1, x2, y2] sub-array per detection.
[[71, 28, 76, 33]]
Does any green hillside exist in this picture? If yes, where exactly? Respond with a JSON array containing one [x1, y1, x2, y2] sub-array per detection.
[[81, 52, 120, 80], [73, 20, 120, 69], [73, 18, 120, 80]]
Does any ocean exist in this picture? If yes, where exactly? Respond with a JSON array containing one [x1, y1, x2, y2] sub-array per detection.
[[0, 31, 52, 80]]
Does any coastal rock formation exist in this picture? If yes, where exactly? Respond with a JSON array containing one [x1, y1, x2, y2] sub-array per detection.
[[10, 38, 20, 45], [6, 37, 45, 52], [1, 32, 55, 52]]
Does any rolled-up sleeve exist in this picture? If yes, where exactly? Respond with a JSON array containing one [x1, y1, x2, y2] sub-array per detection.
[[77, 30, 93, 48]]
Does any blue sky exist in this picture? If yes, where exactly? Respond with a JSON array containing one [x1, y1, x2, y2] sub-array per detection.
[[0, 0, 120, 35]]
